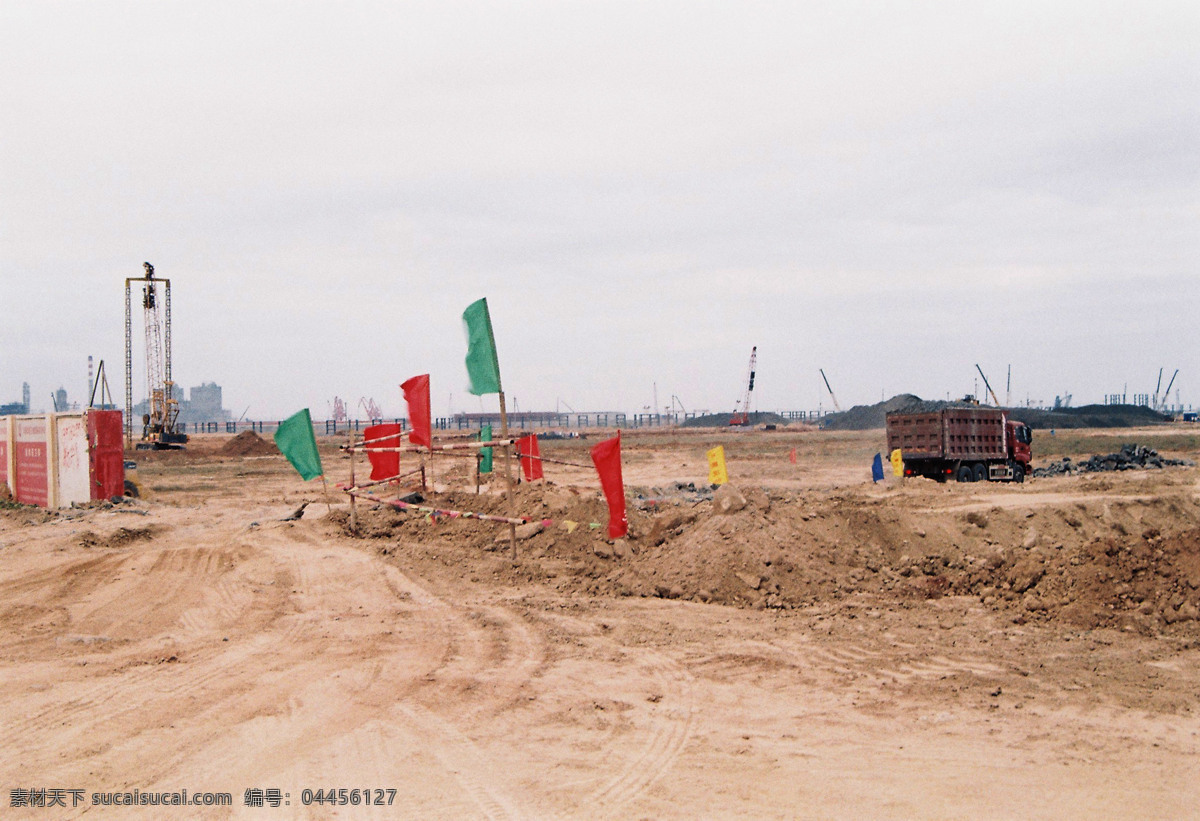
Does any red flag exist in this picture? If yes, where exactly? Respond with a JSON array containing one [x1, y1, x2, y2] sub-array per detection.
[[364, 423, 402, 481], [517, 434, 543, 481], [400, 374, 432, 448], [590, 431, 627, 539], [789, 447, 797, 464]]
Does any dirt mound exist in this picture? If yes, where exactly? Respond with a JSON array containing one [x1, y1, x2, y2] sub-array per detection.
[[681, 412, 790, 428], [219, 430, 279, 456], [336, 482, 638, 556], [820, 394, 922, 430], [77, 526, 157, 549], [822, 395, 1170, 431], [350, 474, 1200, 638], [1014, 403, 1170, 429]]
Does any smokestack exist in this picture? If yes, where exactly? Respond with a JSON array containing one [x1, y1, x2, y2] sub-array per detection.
[[88, 355, 94, 407]]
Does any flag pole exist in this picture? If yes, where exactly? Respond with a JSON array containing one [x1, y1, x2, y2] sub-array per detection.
[[321, 475, 332, 515]]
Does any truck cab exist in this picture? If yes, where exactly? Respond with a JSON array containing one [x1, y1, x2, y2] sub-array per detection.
[[1007, 420, 1032, 469]]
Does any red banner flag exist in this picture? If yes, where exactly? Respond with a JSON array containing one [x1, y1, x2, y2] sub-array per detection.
[[517, 434, 543, 481], [364, 423, 402, 481], [400, 374, 432, 448], [789, 447, 797, 464], [590, 431, 627, 539]]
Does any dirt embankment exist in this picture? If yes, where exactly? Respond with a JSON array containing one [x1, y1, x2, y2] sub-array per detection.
[[342, 470, 1200, 638]]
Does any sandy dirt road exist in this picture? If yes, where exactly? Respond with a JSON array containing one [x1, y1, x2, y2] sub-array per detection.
[[1, 428, 1198, 818]]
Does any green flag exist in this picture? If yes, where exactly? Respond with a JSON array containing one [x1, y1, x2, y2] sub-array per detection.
[[274, 409, 323, 481], [463, 297, 501, 396], [479, 424, 493, 474]]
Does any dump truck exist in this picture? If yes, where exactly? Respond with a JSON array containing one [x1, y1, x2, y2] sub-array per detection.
[[885, 406, 1032, 483]]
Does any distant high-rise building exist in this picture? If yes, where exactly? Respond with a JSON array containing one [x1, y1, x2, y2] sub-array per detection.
[[184, 382, 228, 423], [1, 382, 31, 415], [132, 380, 230, 425]]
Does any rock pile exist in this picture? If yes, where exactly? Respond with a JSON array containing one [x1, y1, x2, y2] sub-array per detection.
[[1034, 444, 1194, 477], [633, 482, 714, 510]]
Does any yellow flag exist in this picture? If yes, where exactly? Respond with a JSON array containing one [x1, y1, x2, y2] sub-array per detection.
[[564, 520, 578, 533], [890, 448, 903, 477], [707, 445, 729, 485]]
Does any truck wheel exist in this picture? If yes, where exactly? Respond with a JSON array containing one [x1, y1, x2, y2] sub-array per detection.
[[1013, 463, 1025, 484], [972, 463, 988, 483], [123, 479, 140, 498], [956, 466, 973, 483]]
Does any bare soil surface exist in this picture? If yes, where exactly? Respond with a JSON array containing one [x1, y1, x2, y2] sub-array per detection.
[[2, 426, 1199, 818]]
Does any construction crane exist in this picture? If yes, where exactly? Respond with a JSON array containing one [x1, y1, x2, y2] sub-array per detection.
[[359, 397, 382, 420], [125, 262, 187, 449], [1159, 369, 1179, 412], [729, 346, 757, 426], [820, 368, 841, 412], [975, 364, 1001, 406]]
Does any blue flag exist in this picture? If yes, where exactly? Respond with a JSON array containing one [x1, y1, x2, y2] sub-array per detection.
[[871, 453, 884, 483]]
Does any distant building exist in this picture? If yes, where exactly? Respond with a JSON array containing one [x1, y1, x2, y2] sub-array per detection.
[[183, 382, 228, 423], [132, 380, 231, 425], [0, 382, 30, 415]]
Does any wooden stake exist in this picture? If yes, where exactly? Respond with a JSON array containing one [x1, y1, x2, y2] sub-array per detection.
[[497, 390, 517, 560], [321, 475, 332, 515], [348, 430, 358, 535]]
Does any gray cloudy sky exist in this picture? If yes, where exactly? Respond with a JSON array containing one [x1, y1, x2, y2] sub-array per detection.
[[2, 1, 1197, 420]]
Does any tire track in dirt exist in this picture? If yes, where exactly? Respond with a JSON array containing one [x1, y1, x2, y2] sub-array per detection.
[[374, 565, 549, 719], [61, 531, 525, 804], [0, 617, 310, 760], [70, 545, 242, 640], [395, 702, 530, 821], [695, 634, 1007, 690], [580, 649, 696, 816], [0, 531, 309, 764]]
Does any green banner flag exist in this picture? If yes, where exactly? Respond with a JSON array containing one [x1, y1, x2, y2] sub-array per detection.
[[274, 409, 323, 481], [479, 424, 493, 474], [463, 297, 501, 396]]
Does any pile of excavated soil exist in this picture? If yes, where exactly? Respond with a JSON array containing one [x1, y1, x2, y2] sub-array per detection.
[[219, 430, 279, 456], [682, 412, 790, 428], [819, 394, 923, 430], [350, 474, 1200, 637], [822, 395, 1170, 431]]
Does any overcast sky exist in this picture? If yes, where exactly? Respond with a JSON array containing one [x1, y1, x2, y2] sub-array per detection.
[[2, 1, 1197, 420]]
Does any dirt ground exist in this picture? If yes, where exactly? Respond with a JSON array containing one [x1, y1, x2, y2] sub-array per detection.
[[2, 426, 1199, 819]]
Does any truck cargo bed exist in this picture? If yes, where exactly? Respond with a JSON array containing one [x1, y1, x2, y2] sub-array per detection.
[[886, 408, 1008, 461]]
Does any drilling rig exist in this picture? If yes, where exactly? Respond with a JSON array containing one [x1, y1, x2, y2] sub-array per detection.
[[729, 346, 757, 426], [125, 262, 188, 449]]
